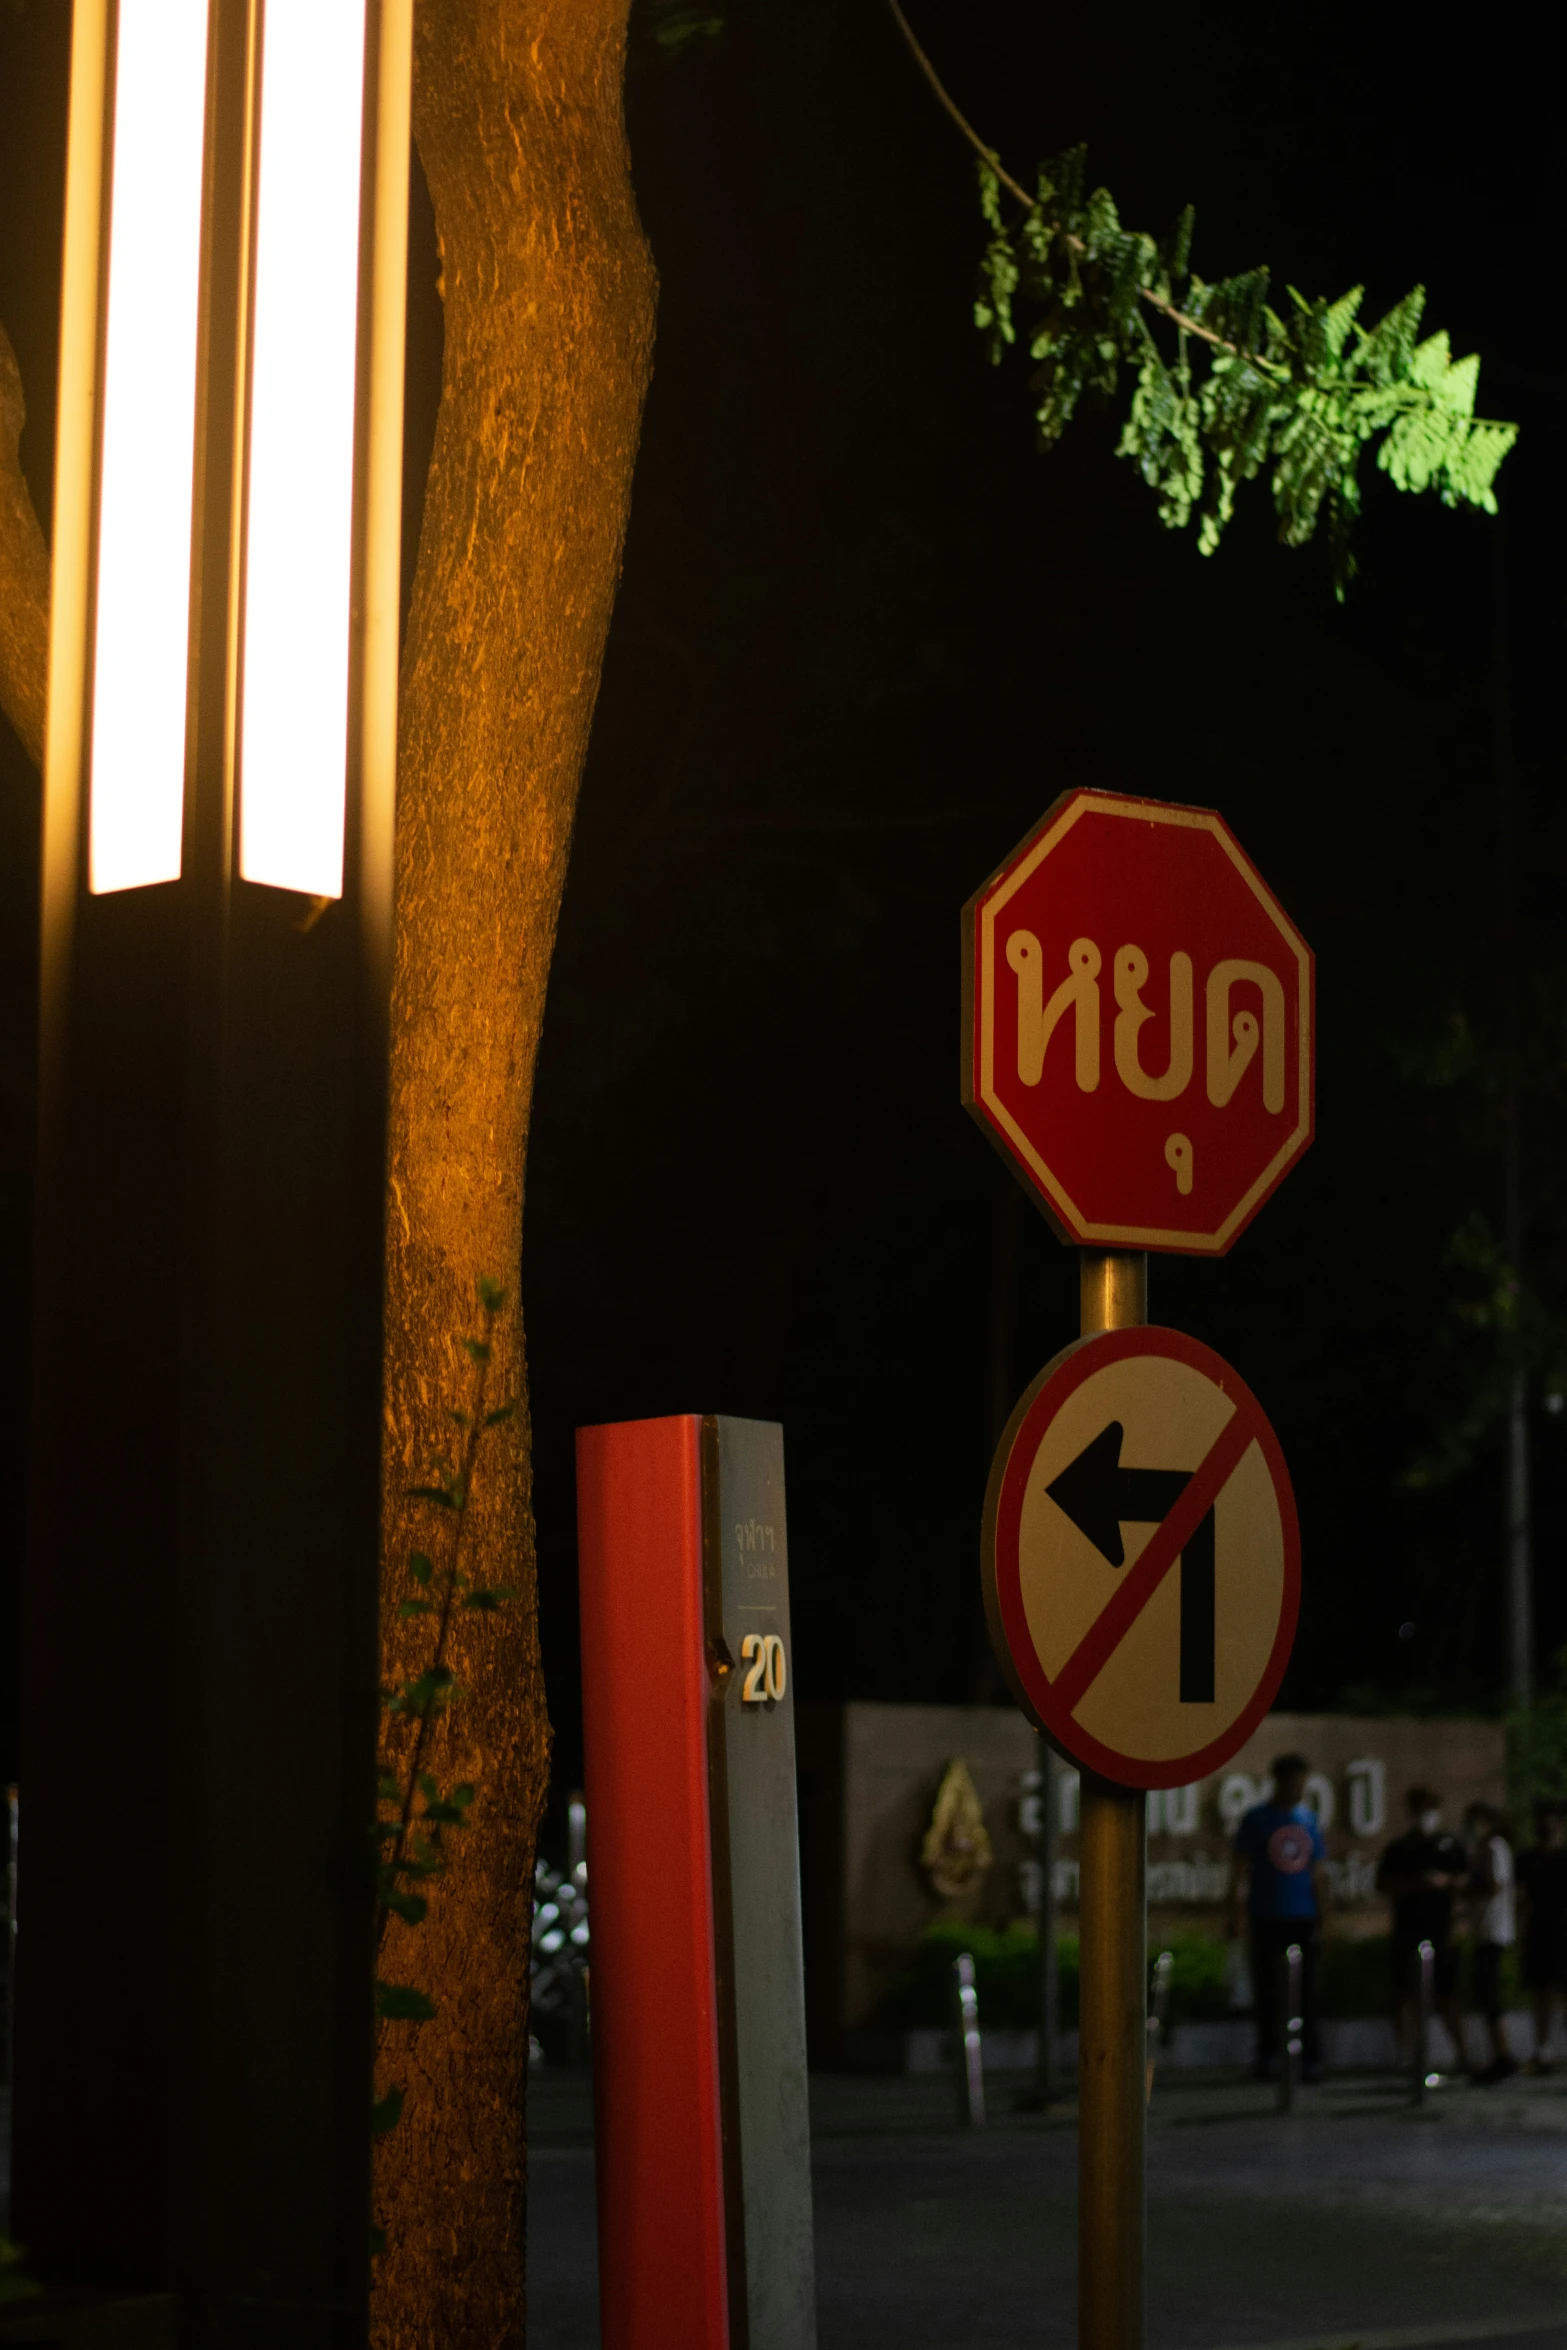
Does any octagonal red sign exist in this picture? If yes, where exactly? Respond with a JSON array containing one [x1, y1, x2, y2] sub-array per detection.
[[963, 790, 1314, 1254]]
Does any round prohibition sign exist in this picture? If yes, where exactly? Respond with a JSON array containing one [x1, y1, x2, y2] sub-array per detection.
[[981, 1326, 1300, 1790]]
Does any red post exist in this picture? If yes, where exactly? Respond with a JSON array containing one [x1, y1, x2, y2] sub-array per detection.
[[575, 1416, 730, 2350]]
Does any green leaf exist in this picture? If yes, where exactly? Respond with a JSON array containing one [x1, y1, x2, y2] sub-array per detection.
[[1162, 202, 1194, 285], [407, 1483, 458, 1510], [398, 1598, 433, 1619], [421, 1798, 474, 1828], [462, 1338, 492, 1364], [415, 1774, 474, 1827], [377, 1771, 402, 1803], [484, 1402, 516, 1427], [376, 1981, 437, 2023], [460, 1586, 516, 1611], [476, 1276, 507, 1313], [409, 1553, 433, 1586], [369, 2225, 387, 2259], [395, 1666, 456, 1718], [386, 1850, 441, 1883], [382, 1890, 427, 1928], [370, 2088, 405, 2136], [971, 140, 1515, 583]]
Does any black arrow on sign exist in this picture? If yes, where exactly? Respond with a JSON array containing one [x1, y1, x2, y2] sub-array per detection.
[[1046, 1421, 1215, 1703], [1045, 1422, 1187, 1568]]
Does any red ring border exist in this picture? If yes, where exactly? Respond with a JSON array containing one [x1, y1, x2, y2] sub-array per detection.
[[980, 1325, 1301, 1791]]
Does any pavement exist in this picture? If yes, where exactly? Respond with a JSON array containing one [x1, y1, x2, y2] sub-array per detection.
[[526, 2066, 1567, 2350]]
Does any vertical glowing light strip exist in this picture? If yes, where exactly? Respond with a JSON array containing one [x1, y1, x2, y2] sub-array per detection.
[[88, 0, 210, 894], [239, 0, 368, 900]]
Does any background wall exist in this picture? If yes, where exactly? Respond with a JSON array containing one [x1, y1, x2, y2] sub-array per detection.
[[801, 1702, 1506, 2041]]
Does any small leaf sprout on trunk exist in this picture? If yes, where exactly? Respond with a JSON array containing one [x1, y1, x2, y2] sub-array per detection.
[[370, 1278, 517, 2250]]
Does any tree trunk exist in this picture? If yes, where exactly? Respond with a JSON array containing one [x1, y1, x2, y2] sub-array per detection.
[[372, 5, 654, 2345]]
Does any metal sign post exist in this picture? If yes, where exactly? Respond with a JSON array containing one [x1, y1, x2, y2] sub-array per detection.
[[1077, 1250, 1147, 2350], [963, 791, 1316, 2350], [981, 1298, 1301, 2350]]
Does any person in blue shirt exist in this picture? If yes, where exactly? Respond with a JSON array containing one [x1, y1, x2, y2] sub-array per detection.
[[1225, 1752, 1331, 2082]]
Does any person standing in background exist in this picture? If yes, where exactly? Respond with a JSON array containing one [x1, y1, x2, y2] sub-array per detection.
[[1377, 1786, 1470, 2073], [1517, 1800, 1567, 2075], [1226, 1753, 1330, 2083], [1464, 1800, 1518, 2084]]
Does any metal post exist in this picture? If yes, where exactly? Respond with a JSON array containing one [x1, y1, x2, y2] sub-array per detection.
[[1078, 1248, 1148, 2350], [1145, 1949, 1173, 2105], [1413, 1938, 1434, 2105], [953, 1953, 986, 2128], [3, 1786, 15, 2102], [567, 1787, 591, 2065], [1506, 1369, 1533, 1707], [1495, 520, 1533, 1709], [1277, 1943, 1303, 2111], [1038, 1736, 1060, 2103]]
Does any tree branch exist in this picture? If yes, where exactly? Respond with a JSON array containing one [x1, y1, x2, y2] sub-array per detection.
[[883, 0, 1034, 207], [883, 0, 1280, 374], [0, 320, 50, 772]]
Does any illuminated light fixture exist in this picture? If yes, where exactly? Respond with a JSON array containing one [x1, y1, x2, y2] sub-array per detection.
[[87, 0, 209, 894], [26, 0, 413, 2296], [238, 0, 369, 900]]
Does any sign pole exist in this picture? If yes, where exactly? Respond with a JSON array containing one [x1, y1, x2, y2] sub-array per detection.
[[967, 791, 1312, 2350], [1077, 1249, 1148, 2350]]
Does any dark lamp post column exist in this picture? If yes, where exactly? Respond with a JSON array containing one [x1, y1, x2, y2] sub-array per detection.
[[16, 3, 413, 2339]]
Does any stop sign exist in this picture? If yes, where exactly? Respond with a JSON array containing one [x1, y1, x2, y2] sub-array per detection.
[[963, 789, 1313, 1254]]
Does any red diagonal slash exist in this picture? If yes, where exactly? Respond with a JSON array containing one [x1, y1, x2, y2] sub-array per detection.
[[1050, 1401, 1260, 1718]]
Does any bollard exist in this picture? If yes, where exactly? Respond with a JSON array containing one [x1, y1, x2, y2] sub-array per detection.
[[1413, 1937, 1435, 2105], [1277, 1943, 1303, 2111], [1015, 1740, 1063, 2115], [1145, 1950, 1174, 2105], [577, 1414, 816, 2348], [953, 1952, 986, 2128], [1039, 1741, 1061, 2104]]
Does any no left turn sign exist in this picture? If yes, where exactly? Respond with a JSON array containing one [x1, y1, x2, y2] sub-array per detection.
[[982, 1327, 1300, 1789]]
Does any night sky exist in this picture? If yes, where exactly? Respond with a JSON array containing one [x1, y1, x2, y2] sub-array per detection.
[[2, 4, 1564, 1803]]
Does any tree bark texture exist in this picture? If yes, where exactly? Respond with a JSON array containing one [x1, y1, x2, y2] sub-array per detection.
[[374, 6, 654, 2346], [0, 319, 49, 770]]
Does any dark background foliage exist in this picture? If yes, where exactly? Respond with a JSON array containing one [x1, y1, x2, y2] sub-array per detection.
[[2, 3, 1564, 1810]]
